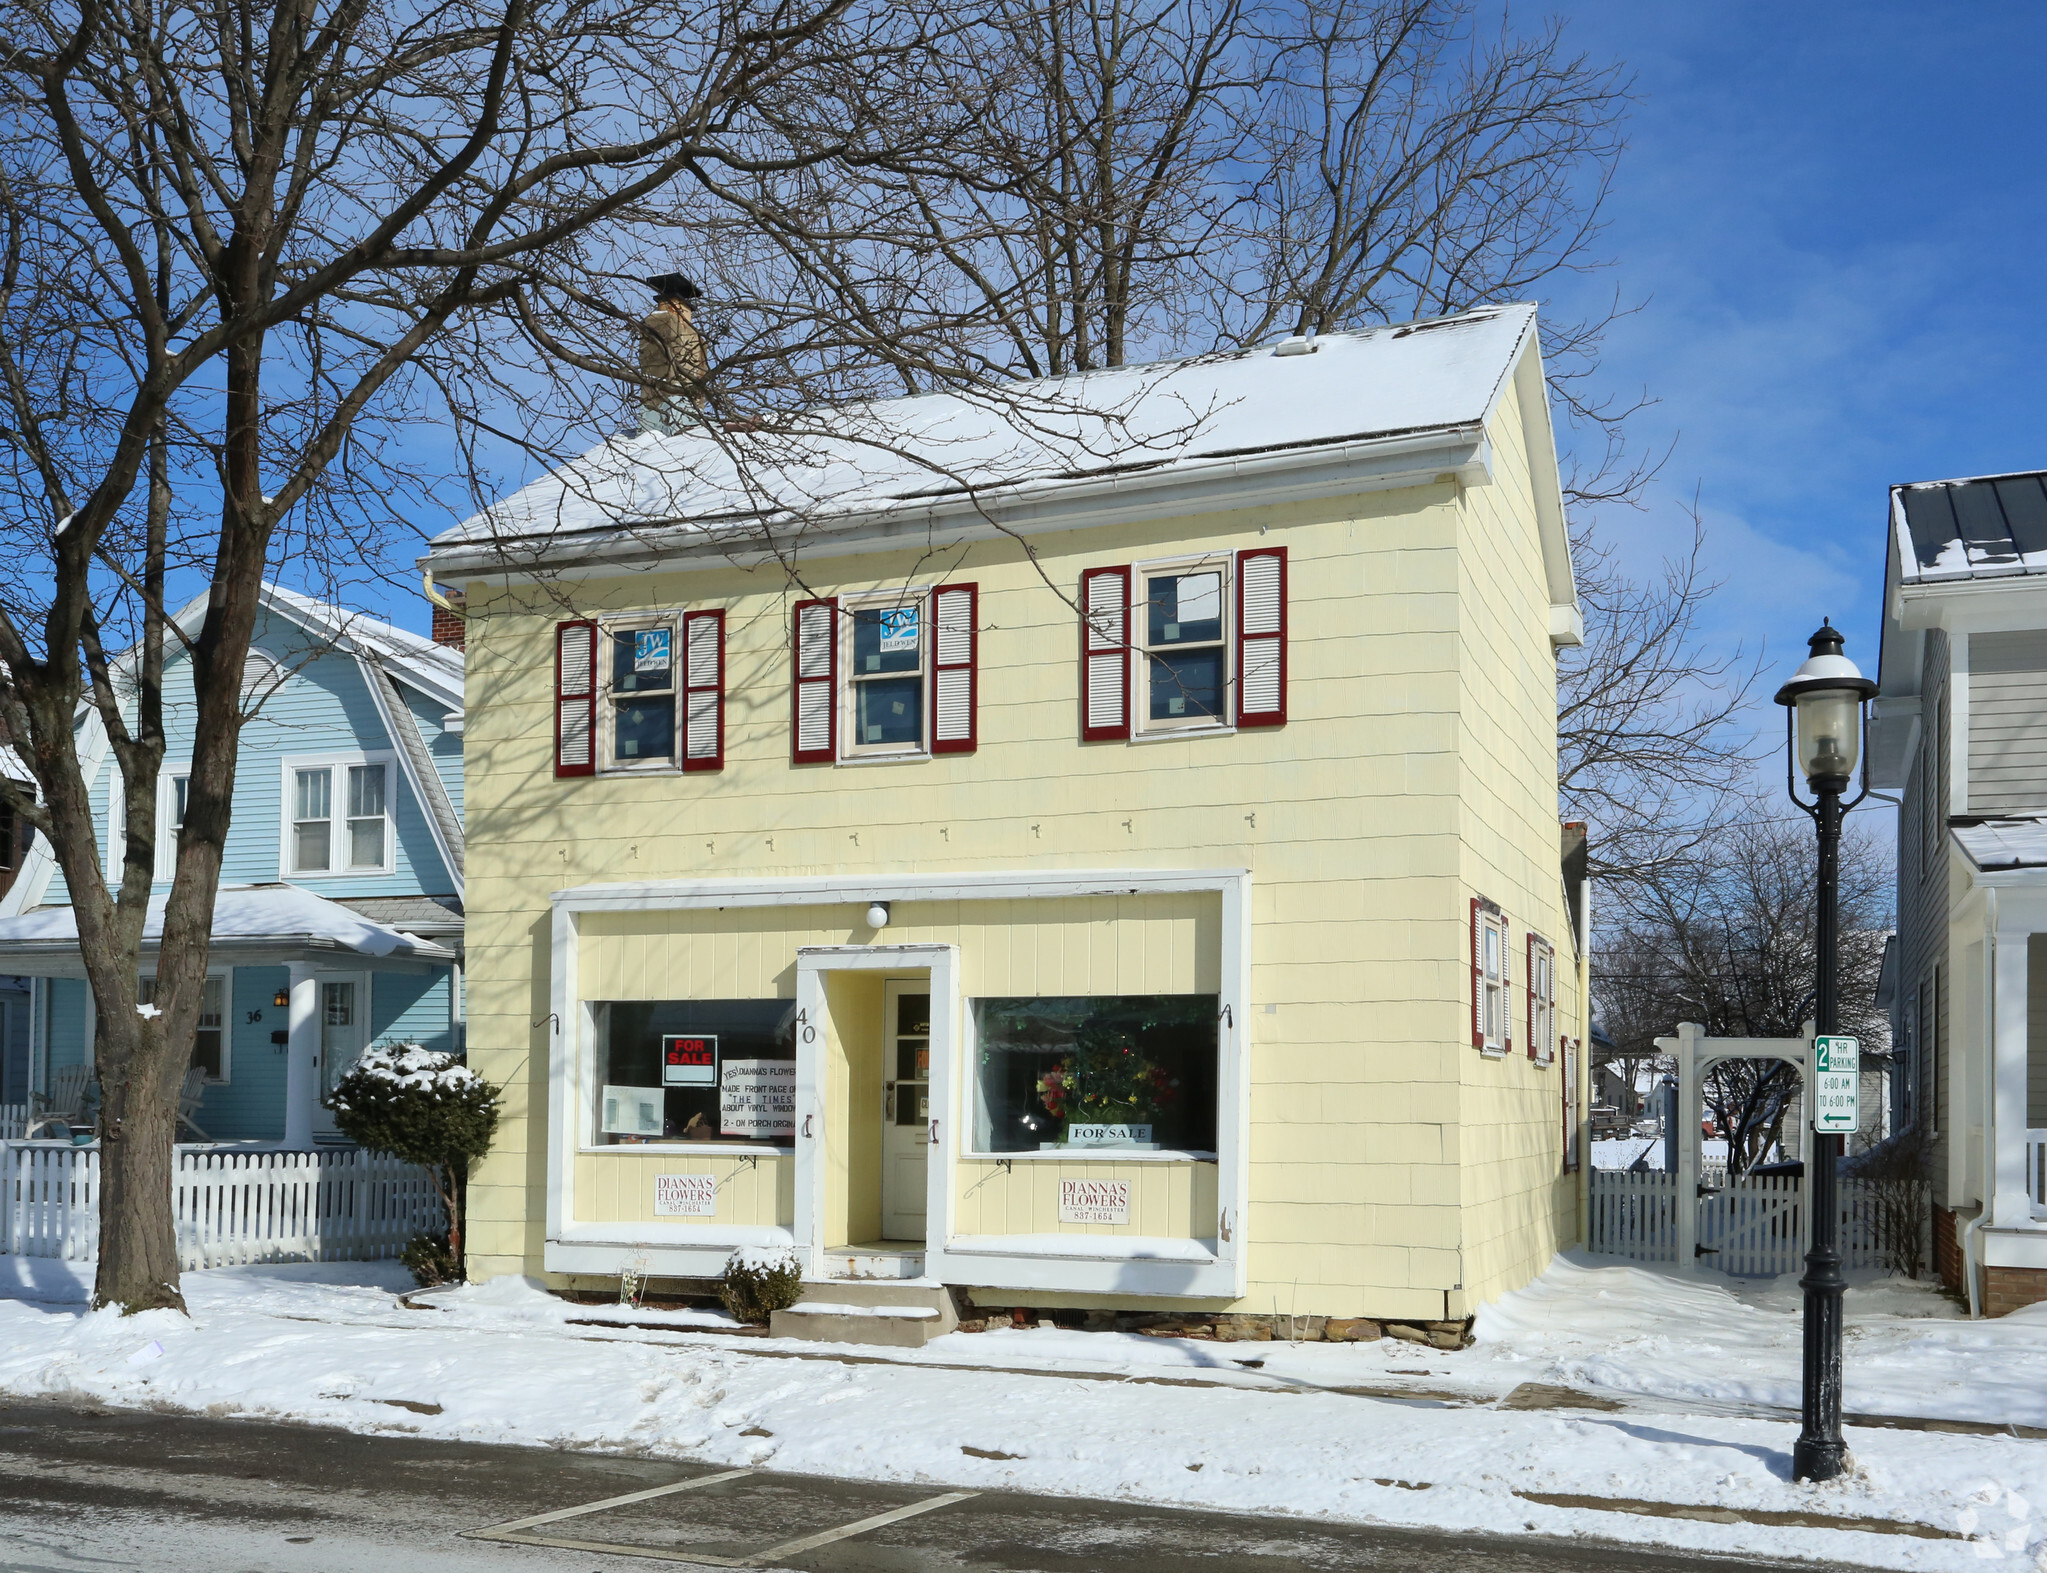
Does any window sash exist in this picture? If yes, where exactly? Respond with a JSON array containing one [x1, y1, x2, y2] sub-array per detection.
[[604, 619, 680, 766], [1135, 560, 1230, 732], [346, 764, 387, 870], [843, 594, 928, 755], [292, 768, 332, 872], [140, 974, 228, 1081]]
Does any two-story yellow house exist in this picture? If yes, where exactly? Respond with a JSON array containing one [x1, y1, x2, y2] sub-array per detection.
[[426, 301, 1590, 1341]]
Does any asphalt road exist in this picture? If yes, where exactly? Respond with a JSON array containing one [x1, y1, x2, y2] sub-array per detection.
[[0, 1399, 1854, 1573]]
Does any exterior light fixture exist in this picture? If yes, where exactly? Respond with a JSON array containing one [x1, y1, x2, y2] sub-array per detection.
[[1773, 619, 1877, 1485], [273, 987, 290, 1009], [866, 902, 891, 930]]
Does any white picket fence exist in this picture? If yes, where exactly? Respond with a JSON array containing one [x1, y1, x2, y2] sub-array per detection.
[[0, 1143, 443, 1267], [1588, 1169, 1894, 1276], [0, 1105, 25, 1141]]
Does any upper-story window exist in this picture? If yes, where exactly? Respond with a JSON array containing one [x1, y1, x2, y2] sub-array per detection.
[[1080, 549, 1285, 742], [1527, 934, 1557, 1066], [283, 755, 393, 876], [846, 594, 926, 757], [154, 768, 190, 880], [1471, 899, 1510, 1057], [606, 618, 677, 767], [1138, 559, 1229, 733], [790, 587, 976, 765], [555, 612, 725, 777]]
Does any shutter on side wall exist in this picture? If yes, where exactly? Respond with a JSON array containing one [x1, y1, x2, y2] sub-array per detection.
[[1080, 566, 1130, 741], [1500, 918, 1512, 1057], [682, 609, 724, 772], [932, 584, 977, 754], [791, 598, 837, 764], [1526, 933, 1539, 1060], [555, 620, 597, 778], [1236, 547, 1287, 727], [1470, 897, 1484, 1049]]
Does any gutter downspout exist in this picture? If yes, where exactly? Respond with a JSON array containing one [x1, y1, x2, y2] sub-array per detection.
[[1963, 887, 1995, 1318], [422, 570, 464, 620]]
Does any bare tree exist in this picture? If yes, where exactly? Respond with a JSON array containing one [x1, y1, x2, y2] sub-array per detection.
[[0, 0, 959, 1313], [1593, 802, 1891, 1175], [1558, 511, 1768, 906]]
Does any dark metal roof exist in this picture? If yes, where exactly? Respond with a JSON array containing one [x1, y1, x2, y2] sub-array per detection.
[[1896, 470, 2047, 576]]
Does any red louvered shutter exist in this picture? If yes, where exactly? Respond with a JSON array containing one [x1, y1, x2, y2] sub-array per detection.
[[1527, 932, 1539, 1060], [682, 609, 724, 772], [1500, 917, 1512, 1057], [931, 584, 977, 755], [1236, 547, 1287, 727], [791, 598, 837, 764], [555, 620, 597, 778], [1080, 566, 1130, 741], [1470, 897, 1484, 1050]]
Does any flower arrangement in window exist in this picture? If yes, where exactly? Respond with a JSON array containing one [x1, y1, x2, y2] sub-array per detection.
[[1034, 1027, 1180, 1127]]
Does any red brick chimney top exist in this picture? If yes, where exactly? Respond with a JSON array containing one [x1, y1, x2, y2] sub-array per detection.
[[432, 592, 465, 651]]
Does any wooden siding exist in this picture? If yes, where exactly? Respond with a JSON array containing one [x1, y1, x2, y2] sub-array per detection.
[[1970, 631, 2047, 817]]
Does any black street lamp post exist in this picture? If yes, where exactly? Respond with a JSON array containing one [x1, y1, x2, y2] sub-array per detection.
[[1775, 620, 1877, 1485]]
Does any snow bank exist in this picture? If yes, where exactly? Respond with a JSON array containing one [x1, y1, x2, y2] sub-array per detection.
[[0, 1252, 2039, 1569]]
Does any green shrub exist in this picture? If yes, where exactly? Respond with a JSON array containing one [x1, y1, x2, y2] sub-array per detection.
[[400, 1231, 460, 1287], [720, 1246, 803, 1324], [328, 1043, 501, 1283]]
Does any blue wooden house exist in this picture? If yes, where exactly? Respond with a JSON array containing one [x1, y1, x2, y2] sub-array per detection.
[[0, 586, 464, 1145]]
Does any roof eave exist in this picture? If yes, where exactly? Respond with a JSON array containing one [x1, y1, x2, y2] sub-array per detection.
[[424, 420, 1491, 581]]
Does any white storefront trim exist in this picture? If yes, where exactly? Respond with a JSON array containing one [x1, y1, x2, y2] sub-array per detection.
[[545, 868, 1251, 1300]]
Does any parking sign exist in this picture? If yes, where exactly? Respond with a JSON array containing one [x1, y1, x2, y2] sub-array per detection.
[[1812, 1035, 1860, 1134]]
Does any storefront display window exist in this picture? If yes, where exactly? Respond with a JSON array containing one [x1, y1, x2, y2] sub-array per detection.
[[970, 994, 1217, 1154], [591, 999, 795, 1147]]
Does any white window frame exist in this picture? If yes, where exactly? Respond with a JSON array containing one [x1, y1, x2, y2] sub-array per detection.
[[1478, 908, 1510, 1057], [278, 751, 397, 879], [599, 613, 683, 773], [1132, 553, 1233, 739], [838, 588, 931, 763], [155, 763, 191, 882], [140, 968, 232, 1084], [1529, 935, 1557, 1067]]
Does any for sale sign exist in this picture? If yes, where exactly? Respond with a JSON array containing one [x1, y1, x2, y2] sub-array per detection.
[[662, 1035, 717, 1087], [1813, 1035, 1860, 1135]]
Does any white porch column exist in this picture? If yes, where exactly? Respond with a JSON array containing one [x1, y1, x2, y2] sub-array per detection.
[[1992, 927, 2032, 1226], [282, 963, 319, 1149]]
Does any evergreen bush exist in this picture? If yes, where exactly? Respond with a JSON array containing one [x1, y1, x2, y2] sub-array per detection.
[[720, 1245, 803, 1324], [327, 1043, 501, 1285]]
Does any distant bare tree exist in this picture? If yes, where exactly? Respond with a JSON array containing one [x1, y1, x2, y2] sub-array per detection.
[[1593, 803, 1891, 1175]]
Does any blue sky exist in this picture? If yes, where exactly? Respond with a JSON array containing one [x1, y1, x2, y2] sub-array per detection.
[[354, 0, 2046, 731], [1549, 0, 2046, 707]]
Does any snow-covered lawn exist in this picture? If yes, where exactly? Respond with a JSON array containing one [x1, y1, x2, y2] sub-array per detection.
[[2, 1251, 2042, 1569]]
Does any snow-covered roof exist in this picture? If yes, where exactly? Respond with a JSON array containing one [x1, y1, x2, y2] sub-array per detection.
[[426, 304, 1553, 577], [1953, 818, 2047, 872], [258, 584, 462, 710], [1891, 470, 2047, 586], [0, 884, 456, 971]]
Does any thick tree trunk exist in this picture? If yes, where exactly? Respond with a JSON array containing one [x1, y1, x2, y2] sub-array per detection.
[[93, 1007, 186, 1313]]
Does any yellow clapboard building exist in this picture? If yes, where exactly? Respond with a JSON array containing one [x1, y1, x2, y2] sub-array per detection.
[[426, 302, 1591, 1339]]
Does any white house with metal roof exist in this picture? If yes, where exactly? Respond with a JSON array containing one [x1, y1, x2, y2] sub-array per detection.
[[1874, 468, 2047, 1313]]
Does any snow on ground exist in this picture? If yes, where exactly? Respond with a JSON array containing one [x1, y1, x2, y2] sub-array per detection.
[[1592, 1136, 1659, 1169], [1, 1251, 2043, 1569]]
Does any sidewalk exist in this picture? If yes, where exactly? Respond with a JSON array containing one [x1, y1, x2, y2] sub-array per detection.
[[1, 1251, 2040, 1568]]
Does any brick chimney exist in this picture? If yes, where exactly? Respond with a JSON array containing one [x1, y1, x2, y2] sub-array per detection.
[[640, 272, 706, 436], [432, 589, 466, 651]]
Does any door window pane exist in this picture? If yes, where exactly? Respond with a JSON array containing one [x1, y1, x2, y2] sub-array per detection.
[[293, 769, 331, 871], [321, 981, 355, 1096], [971, 995, 1218, 1154], [592, 999, 795, 1147], [346, 764, 386, 868]]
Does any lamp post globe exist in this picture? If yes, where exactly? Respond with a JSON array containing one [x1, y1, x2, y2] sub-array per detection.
[[1773, 619, 1877, 1485]]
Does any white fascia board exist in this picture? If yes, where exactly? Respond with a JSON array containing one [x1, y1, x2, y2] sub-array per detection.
[[553, 867, 1250, 912], [424, 426, 1488, 584], [1897, 576, 2047, 637]]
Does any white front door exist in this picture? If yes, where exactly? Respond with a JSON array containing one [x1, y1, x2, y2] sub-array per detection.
[[880, 981, 931, 1241], [313, 975, 368, 1142]]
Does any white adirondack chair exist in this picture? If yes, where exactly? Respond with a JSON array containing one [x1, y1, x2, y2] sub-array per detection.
[[176, 1066, 213, 1142], [24, 1065, 93, 1139]]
